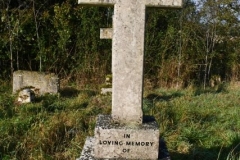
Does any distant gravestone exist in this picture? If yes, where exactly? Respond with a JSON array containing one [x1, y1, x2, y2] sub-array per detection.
[[13, 70, 59, 95], [77, 0, 182, 159], [100, 75, 112, 95]]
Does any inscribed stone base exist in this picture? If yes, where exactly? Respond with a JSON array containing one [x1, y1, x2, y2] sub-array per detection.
[[78, 137, 171, 160], [78, 115, 160, 160]]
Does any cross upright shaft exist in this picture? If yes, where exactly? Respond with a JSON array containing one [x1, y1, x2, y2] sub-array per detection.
[[78, 0, 182, 125]]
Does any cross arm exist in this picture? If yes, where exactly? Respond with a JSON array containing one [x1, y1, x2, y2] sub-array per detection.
[[145, 0, 182, 8], [78, 0, 115, 5]]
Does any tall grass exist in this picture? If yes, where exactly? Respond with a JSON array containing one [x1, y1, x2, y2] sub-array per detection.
[[144, 84, 240, 160], [0, 82, 111, 160], [0, 80, 240, 159]]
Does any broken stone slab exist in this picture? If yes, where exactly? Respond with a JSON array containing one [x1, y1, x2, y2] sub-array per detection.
[[17, 88, 35, 104]]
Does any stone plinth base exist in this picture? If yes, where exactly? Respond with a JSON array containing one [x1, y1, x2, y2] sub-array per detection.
[[78, 115, 160, 160], [77, 137, 95, 160], [78, 137, 171, 160]]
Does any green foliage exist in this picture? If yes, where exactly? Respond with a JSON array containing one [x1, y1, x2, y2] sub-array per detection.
[[1, 81, 240, 159], [0, 0, 239, 87], [0, 85, 15, 118], [143, 85, 240, 160], [0, 81, 112, 159]]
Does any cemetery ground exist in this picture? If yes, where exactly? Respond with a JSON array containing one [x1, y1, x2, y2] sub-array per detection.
[[0, 80, 240, 160]]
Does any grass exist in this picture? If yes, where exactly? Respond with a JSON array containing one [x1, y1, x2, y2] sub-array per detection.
[[143, 84, 240, 160], [0, 80, 240, 160]]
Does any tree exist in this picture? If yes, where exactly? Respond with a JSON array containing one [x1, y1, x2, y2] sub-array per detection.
[[198, 0, 240, 86]]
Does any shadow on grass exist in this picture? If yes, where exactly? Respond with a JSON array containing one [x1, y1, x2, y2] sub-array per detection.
[[146, 91, 184, 102], [168, 135, 240, 160], [60, 87, 97, 98], [60, 87, 80, 97], [143, 91, 184, 115], [28, 87, 97, 113], [194, 83, 229, 96]]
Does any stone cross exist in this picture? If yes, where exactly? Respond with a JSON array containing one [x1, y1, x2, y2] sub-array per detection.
[[79, 0, 182, 125]]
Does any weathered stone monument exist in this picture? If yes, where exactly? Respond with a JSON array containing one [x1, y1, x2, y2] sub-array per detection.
[[78, 0, 182, 159], [13, 70, 59, 95]]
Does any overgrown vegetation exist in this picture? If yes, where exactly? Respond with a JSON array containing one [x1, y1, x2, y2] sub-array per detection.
[[0, 0, 240, 87], [144, 83, 240, 160], [0, 0, 240, 159], [0, 81, 239, 159]]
